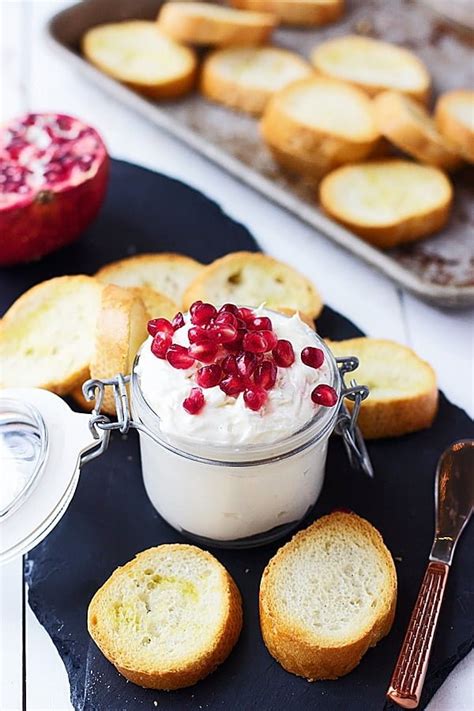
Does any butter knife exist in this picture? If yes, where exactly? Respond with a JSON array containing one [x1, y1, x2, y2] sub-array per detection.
[[387, 439, 474, 709]]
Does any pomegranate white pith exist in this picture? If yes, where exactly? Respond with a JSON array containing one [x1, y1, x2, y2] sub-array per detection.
[[0, 113, 108, 265]]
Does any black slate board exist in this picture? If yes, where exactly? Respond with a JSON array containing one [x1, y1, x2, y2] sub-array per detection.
[[2, 160, 472, 711]]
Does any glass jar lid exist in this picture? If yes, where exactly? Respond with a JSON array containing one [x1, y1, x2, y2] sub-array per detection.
[[0, 388, 96, 564], [0, 398, 48, 520]]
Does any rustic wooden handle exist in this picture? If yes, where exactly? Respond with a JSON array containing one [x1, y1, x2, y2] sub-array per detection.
[[387, 561, 450, 709]]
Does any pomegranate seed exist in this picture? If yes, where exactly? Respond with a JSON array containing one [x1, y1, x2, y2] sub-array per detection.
[[196, 363, 223, 388], [272, 340, 295, 367], [172, 311, 185, 331], [147, 318, 174, 338], [189, 300, 203, 317], [243, 331, 268, 354], [301, 347, 325, 369], [188, 325, 209, 344], [221, 354, 238, 375], [212, 324, 238, 344], [183, 387, 205, 415], [260, 330, 278, 351], [254, 360, 277, 390], [311, 384, 338, 407], [238, 307, 255, 323], [220, 374, 245, 397], [236, 352, 259, 379], [214, 311, 238, 328], [166, 344, 195, 369], [248, 316, 272, 331], [151, 333, 172, 359], [218, 303, 239, 316], [188, 340, 219, 364], [244, 387, 267, 411], [190, 302, 217, 326], [57, 116, 74, 131], [222, 327, 245, 353]]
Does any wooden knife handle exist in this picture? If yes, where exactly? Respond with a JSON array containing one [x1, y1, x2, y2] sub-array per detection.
[[387, 560, 450, 709]]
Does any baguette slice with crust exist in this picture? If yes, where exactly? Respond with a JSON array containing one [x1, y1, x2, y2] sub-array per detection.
[[201, 46, 313, 115], [89, 284, 148, 415], [82, 21, 197, 99], [126, 287, 178, 321], [70, 286, 176, 412], [319, 159, 453, 248], [261, 76, 380, 179], [374, 91, 461, 171], [182, 251, 323, 319], [230, 0, 344, 26], [435, 89, 474, 164], [96, 253, 203, 307], [260, 512, 397, 680], [157, 1, 276, 46], [326, 337, 438, 439], [0, 275, 102, 394], [88, 544, 243, 690], [311, 35, 431, 103]]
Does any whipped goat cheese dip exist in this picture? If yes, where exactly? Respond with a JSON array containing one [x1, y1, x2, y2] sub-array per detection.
[[132, 307, 341, 545], [136, 309, 331, 446]]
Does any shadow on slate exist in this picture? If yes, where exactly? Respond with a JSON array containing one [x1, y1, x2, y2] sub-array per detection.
[[2, 160, 470, 711]]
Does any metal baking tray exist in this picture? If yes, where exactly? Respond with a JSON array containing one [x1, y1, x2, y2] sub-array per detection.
[[47, 0, 474, 307]]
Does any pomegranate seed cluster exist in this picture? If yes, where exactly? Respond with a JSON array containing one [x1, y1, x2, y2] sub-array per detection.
[[1, 113, 102, 196], [147, 302, 338, 415]]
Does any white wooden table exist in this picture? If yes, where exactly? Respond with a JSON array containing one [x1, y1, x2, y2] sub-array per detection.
[[0, 2, 473, 709]]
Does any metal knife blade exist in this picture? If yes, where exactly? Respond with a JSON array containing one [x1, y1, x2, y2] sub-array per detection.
[[430, 439, 474, 566]]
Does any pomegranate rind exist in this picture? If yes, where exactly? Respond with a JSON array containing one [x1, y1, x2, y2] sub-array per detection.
[[0, 112, 109, 265]]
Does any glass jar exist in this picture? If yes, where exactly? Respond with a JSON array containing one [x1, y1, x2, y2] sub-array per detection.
[[127, 331, 369, 548], [0, 328, 371, 561]]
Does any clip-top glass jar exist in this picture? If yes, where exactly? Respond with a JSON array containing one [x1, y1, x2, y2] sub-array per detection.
[[130, 332, 367, 548], [0, 314, 371, 561]]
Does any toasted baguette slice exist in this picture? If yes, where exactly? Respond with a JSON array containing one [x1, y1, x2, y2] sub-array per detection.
[[157, 2, 276, 46], [326, 338, 438, 438], [261, 76, 380, 179], [126, 287, 178, 321], [319, 159, 453, 248], [182, 251, 323, 318], [435, 89, 474, 164], [260, 512, 397, 680], [311, 35, 430, 103], [230, 0, 344, 26], [89, 285, 148, 415], [201, 46, 313, 115], [70, 287, 176, 412], [374, 91, 461, 171], [96, 253, 203, 307], [82, 21, 197, 99], [88, 544, 243, 690], [0, 276, 102, 395]]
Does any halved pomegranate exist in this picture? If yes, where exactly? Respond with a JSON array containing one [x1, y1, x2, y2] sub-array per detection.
[[0, 112, 109, 265]]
